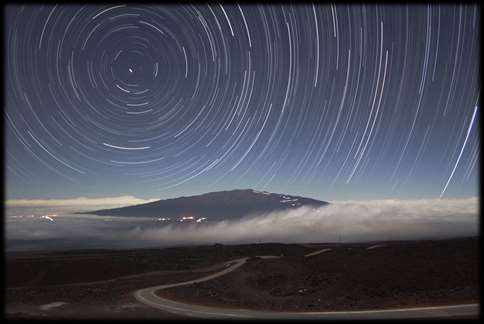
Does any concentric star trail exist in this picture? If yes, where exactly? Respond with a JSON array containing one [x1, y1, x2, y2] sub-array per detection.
[[5, 4, 479, 200]]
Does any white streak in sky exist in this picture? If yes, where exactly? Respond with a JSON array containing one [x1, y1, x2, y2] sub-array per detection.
[[139, 20, 165, 35], [219, 4, 235, 36], [182, 46, 188, 78], [38, 5, 57, 49], [312, 4, 320, 87], [237, 4, 252, 47], [440, 105, 478, 198], [92, 5, 126, 20], [28, 130, 86, 174], [110, 156, 165, 164], [102, 143, 151, 150]]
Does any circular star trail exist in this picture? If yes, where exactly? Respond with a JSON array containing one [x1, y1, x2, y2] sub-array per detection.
[[5, 4, 480, 199]]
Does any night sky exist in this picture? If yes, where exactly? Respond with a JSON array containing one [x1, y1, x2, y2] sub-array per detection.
[[5, 4, 480, 201]]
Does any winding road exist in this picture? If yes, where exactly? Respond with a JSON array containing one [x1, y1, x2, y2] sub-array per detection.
[[134, 256, 479, 319]]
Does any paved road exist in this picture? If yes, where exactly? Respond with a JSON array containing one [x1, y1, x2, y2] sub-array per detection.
[[134, 256, 479, 319], [304, 248, 332, 257]]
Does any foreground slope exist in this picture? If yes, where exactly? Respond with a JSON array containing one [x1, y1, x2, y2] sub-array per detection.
[[6, 238, 478, 319]]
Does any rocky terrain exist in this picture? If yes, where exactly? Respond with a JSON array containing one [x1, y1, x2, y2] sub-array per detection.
[[161, 238, 479, 311], [6, 237, 478, 319]]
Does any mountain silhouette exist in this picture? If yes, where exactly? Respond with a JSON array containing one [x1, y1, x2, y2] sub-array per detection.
[[79, 189, 328, 223]]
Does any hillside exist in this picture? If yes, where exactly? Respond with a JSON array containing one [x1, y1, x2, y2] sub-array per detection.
[[79, 189, 328, 222]]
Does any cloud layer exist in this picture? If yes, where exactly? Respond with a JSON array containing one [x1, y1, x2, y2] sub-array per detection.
[[6, 196, 158, 207], [6, 197, 479, 251], [131, 197, 479, 245]]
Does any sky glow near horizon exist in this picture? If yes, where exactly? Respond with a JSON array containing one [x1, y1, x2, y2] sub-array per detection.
[[5, 4, 479, 201]]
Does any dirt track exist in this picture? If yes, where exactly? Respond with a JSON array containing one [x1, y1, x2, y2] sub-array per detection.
[[6, 238, 478, 319], [161, 238, 478, 312]]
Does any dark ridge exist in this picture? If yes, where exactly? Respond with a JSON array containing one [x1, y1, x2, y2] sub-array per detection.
[[77, 189, 328, 222]]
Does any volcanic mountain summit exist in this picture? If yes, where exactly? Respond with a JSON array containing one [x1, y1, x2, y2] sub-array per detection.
[[80, 189, 328, 223]]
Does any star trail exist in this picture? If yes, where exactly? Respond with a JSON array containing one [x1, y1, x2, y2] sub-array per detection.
[[5, 4, 480, 200]]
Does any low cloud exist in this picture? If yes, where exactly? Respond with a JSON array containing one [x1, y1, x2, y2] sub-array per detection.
[[6, 196, 158, 207], [131, 197, 479, 245], [6, 197, 479, 251]]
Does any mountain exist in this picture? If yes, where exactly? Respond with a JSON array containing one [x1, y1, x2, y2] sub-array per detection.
[[79, 189, 328, 223]]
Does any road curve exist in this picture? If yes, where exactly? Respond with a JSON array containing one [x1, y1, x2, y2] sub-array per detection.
[[134, 257, 479, 319]]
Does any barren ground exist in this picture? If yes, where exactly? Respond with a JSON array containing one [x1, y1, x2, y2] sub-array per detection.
[[6, 238, 478, 319]]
